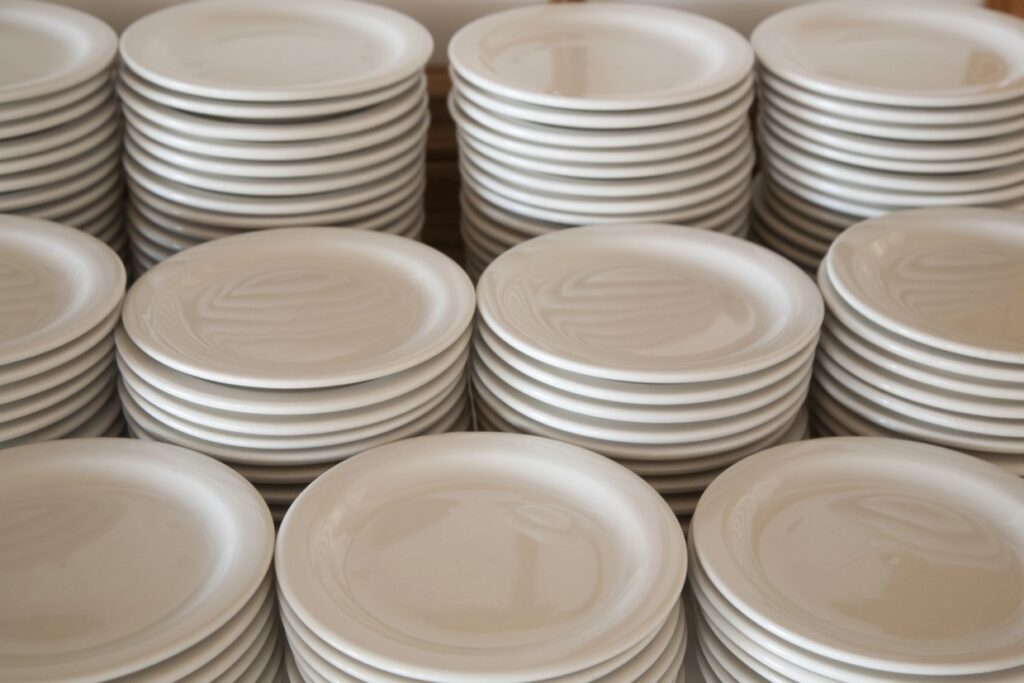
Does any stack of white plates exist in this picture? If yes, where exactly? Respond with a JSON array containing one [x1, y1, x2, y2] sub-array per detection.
[[690, 436, 1024, 682], [448, 4, 756, 280], [117, 0, 433, 274], [277, 432, 688, 682], [472, 225, 823, 528], [750, 1, 1024, 273], [0, 438, 281, 681], [115, 228, 475, 522], [0, 217, 125, 447], [811, 208, 1024, 479], [0, 1, 124, 254]]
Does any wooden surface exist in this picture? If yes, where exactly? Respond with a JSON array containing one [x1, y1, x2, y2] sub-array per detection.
[[423, 1, 1024, 264]]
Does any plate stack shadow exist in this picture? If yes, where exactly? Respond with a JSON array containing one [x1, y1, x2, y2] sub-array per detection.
[[0, 1, 124, 255], [117, 0, 433, 274], [690, 437, 1024, 682], [115, 229, 476, 523], [472, 225, 823, 529], [811, 208, 1024, 480], [750, 1, 1024, 273], [0, 217, 125, 446], [447, 3, 756, 280], [276, 432, 689, 683]]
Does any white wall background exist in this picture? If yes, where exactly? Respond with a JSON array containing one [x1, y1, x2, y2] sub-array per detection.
[[53, 0, 986, 65]]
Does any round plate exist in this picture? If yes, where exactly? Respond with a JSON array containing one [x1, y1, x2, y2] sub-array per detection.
[[478, 225, 822, 383], [0, 0, 116, 104], [0, 438, 274, 681], [0, 217, 124, 366], [752, 1, 1024, 107], [123, 229, 473, 388], [276, 432, 686, 682], [827, 208, 1024, 363], [692, 436, 1024, 675], [449, 4, 751, 111], [0, 71, 108, 124], [119, 0, 431, 102]]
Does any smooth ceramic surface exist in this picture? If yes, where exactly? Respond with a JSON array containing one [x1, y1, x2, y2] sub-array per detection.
[[478, 225, 822, 383], [449, 4, 751, 111], [826, 208, 1024, 363], [277, 432, 686, 682], [0, 0, 116, 103], [123, 229, 472, 388], [0, 438, 274, 681], [0, 217, 124, 366], [752, 0, 1024, 107], [692, 436, 1024, 675], [120, 0, 432, 101]]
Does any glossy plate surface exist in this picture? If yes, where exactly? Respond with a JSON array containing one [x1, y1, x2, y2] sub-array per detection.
[[277, 432, 685, 682]]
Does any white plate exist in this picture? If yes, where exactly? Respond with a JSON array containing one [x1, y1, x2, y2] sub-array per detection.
[[0, 128, 120, 193], [0, 370, 113, 444], [759, 69, 1024, 126], [476, 318, 817, 407], [123, 229, 472, 388], [127, 170, 424, 230], [462, 153, 754, 216], [451, 68, 753, 129], [0, 438, 273, 681], [750, 181, 831, 253], [119, 65, 421, 121], [826, 208, 1024, 364], [752, 1, 1024, 107], [0, 346, 112, 420], [0, 71, 108, 124], [0, 97, 115, 160], [0, 0, 116, 103], [120, 0, 431, 102], [478, 225, 821, 383], [451, 90, 752, 150], [276, 432, 686, 681], [0, 114, 118, 178], [0, 84, 113, 139], [124, 114, 428, 179], [450, 98, 747, 165], [0, 217, 124, 366], [760, 115, 1024, 175], [0, 338, 112, 405], [117, 78, 426, 143], [761, 100, 1024, 162], [761, 126, 1024, 195], [763, 85, 1024, 141], [449, 4, 751, 111], [0, 153, 120, 213], [459, 141, 753, 199], [124, 154, 423, 216], [125, 134, 424, 197], [818, 266, 1024, 384], [457, 125, 751, 181], [692, 436, 1024, 675]]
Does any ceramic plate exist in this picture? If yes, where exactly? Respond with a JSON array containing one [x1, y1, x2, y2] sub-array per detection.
[[752, 1, 1024, 107], [0, 0, 116, 103], [449, 4, 751, 110], [123, 228, 473, 388], [0, 217, 124, 366], [277, 432, 685, 681], [478, 225, 822, 383], [119, 0, 431, 101], [0, 438, 274, 681], [827, 208, 1024, 363], [692, 436, 1024, 675]]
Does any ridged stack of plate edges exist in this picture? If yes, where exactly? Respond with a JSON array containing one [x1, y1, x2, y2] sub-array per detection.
[[0, 217, 125, 446], [472, 224, 824, 530], [690, 436, 1024, 682], [447, 3, 756, 280], [811, 207, 1024, 480], [116, 0, 433, 275], [750, 0, 1024, 273], [0, 1, 124, 255], [276, 432, 688, 683], [115, 228, 475, 523]]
